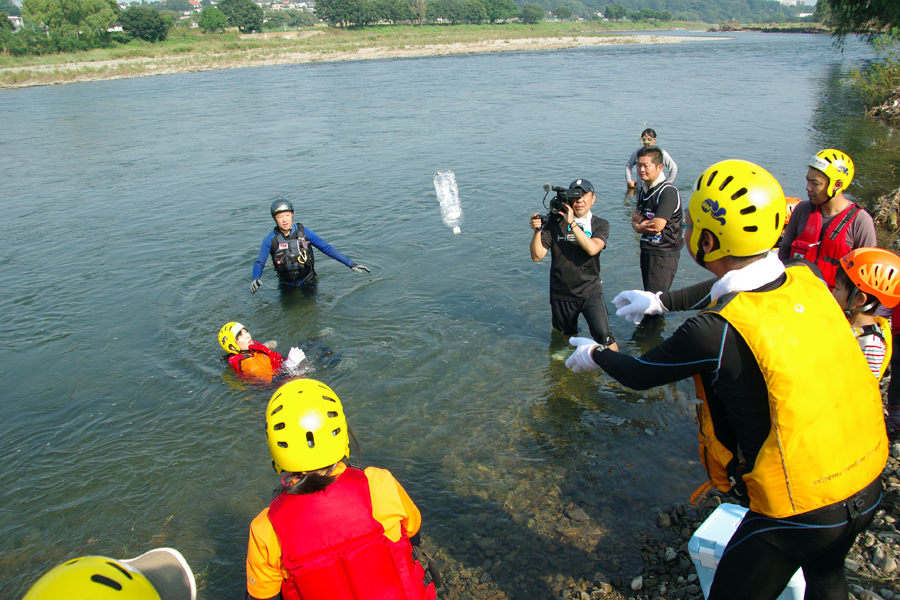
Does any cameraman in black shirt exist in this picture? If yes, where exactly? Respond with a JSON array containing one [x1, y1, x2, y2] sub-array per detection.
[[529, 179, 618, 350]]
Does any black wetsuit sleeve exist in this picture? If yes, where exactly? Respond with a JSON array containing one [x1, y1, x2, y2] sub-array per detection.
[[591, 313, 726, 389], [659, 278, 716, 312]]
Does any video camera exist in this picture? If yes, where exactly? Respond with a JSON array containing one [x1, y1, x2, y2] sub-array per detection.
[[540, 184, 583, 226]]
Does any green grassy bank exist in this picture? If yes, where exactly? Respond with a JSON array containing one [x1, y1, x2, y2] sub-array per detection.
[[0, 21, 707, 88]]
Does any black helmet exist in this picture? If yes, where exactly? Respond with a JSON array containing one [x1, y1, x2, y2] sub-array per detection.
[[270, 199, 294, 218]]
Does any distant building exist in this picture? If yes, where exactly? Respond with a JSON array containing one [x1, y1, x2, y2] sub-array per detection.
[[8, 14, 23, 29]]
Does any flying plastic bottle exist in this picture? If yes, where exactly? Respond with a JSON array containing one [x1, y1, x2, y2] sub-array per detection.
[[434, 169, 464, 234]]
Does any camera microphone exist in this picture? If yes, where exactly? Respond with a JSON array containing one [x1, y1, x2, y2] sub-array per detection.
[[543, 183, 552, 192]]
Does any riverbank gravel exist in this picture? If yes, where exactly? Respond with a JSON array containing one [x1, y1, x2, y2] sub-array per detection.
[[426, 381, 899, 600]]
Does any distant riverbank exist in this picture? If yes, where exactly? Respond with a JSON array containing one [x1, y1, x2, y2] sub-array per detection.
[[0, 25, 721, 89]]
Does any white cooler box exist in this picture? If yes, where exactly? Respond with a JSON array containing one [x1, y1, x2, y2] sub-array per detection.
[[688, 503, 806, 600]]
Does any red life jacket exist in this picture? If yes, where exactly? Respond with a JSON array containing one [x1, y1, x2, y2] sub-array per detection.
[[228, 342, 283, 382], [790, 202, 861, 289], [267, 467, 435, 600]]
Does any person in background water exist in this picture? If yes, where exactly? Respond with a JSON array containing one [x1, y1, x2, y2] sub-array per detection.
[[625, 128, 678, 189], [529, 179, 618, 350], [219, 321, 305, 383], [831, 247, 898, 381], [246, 378, 437, 600], [250, 199, 370, 294], [779, 149, 877, 289], [569, 159, 886, 600], [23, 548, 196, 600], [632, 146, 683, 294]]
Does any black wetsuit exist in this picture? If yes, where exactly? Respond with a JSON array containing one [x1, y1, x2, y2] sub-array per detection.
[[591, 263, 881, 600]]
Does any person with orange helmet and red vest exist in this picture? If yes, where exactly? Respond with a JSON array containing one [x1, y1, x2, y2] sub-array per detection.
[[218, 322, 305, 384], [245, 379, 438, 600], [778, 149, 877, 288]]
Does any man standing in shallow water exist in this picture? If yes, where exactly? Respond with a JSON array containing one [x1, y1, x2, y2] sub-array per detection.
[[632, 146, 683, 295], [530, 179, 618, 350], [249, 199, 370, 294]]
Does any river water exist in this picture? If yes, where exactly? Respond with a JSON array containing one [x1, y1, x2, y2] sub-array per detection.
[[1, 30, 898, 599]]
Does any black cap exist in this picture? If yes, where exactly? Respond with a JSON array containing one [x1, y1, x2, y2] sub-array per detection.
[[569, 179, 594, 194]]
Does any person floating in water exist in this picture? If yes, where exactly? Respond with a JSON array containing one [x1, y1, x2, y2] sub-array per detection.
[[219, 321, 306, 383], [249, 199, 370, 294]]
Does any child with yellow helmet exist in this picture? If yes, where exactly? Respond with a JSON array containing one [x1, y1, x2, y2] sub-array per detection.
[[23, 548, 195, 600], [832, 247, 899, 381], [245, 379, 437, 600], [218, 321, 306, 383]]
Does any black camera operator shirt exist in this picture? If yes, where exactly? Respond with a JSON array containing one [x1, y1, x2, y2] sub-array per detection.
[[540, 215, 609, 301]]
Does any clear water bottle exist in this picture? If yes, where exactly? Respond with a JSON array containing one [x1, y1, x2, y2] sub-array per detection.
[[434, 169, 464, 234]]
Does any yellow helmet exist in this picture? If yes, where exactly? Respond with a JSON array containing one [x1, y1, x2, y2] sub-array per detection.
[[218, 322, 245, 354], [809, 149, 854, 198], [24, 556, 161, 600], [688, 160, 785, 262], [266, 379, 350, 473], [840, 248, 900, 309]]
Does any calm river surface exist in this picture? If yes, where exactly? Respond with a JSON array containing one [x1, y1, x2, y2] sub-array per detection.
[[2, 30, 898, 599]]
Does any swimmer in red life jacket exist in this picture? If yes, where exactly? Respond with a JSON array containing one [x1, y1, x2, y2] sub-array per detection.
[[218, 322, 306, 383], [245, 379, 438, 600]]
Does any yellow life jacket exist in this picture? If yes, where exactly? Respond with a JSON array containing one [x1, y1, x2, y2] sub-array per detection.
[[692, 374, 734, 497], [701, 264, 887, 518], [878, 315, 894, 381]]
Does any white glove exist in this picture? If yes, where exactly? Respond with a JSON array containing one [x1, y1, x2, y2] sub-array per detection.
[[565, 343, 601, 373], [569, 336, 598, 347], [284, 347, 306, 370], [612, 290, 665, 325]]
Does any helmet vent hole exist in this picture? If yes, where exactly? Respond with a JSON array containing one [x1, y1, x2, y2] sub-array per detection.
[[731, 188, 748, 200], [743, 226, 758, 232], [91, 575, 124, 590], [323, 395, 337, 403], [306, 432, 315, 448], [775, 213, 781, 230], [107, 563, 133, 579], [739, 205, 756, 215], [270, 405, 283, 416], [706, 170, 718, 187], [327, 411, 338, 418], [718, 175, 733, 191], [273, 422, 285, 431], [278, 441, 289, 448], [332, 427, 341, 437]]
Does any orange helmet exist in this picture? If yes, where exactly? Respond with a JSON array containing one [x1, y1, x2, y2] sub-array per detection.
[[840, 248, 900, 309], [784, 197, 801, 229]]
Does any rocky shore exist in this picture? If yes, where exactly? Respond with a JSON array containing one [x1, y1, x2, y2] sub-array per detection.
[[429, 383, 900, 600]]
